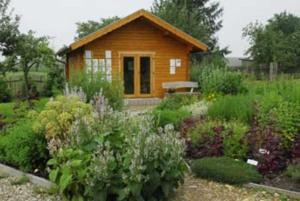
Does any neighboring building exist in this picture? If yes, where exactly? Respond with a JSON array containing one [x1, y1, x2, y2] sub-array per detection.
[[59, 9, 207, 98], [226, 57, 254, 71]]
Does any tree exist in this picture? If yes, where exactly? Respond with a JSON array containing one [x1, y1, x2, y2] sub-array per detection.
[[75, 16, 120, 39], [151, 0, 226, 53], [6, 31, 55, 103], [0, 0, 20, 75], [243, 12, 300, 71]]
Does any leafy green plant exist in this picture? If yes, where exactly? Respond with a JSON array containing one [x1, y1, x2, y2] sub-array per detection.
[[87, 118, 187, 201], [187, 120, 248, 159], [285, 164, 300, 183], [45, 94, 187, 201], [69, 70, 124, 110], [156, 94, 198, 110], [208, 95, 254, 124], [223, 121, 249, 159], [153, 108, 191, 129], [33, 95, 93, 154], [191, 157, 262, 184], [191, 63, 247, 95], [47, 148, 91, 201], [43, 64, 65, 97], [0, 120, 49, 174]]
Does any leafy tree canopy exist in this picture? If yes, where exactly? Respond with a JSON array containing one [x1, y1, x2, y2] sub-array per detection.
[[75, 16, 120, 39], [6, 31, 55, 101], [151, 0, 227, 54], [243, 12, 300, 69], [0, 0, 20, 75]]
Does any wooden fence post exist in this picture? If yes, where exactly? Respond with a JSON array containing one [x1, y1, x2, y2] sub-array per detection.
[[269, 62, 278, 81]]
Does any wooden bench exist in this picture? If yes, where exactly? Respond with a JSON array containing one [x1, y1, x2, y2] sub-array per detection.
[[162, 81, 199, 95]]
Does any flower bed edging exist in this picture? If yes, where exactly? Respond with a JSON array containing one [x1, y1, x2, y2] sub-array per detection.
[[245, 182, 300, 199], [0, 163, 55, 189]]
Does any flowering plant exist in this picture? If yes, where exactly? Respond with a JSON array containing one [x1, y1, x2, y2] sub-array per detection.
[[45, 92, 187, 201]]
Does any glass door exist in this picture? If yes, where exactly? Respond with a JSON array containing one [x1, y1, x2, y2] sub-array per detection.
[[140, 57, 151, 95], [122, 54, 152, 97], [123, 57, 135, 95]]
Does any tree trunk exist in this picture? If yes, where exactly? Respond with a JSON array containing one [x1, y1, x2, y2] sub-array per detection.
[[23, 68, 32, 107]]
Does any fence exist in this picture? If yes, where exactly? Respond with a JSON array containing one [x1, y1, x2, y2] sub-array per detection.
[[4, 72, 47, 97]]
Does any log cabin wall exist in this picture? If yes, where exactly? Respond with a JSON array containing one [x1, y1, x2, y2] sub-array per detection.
[[67, 17, 191, 98]]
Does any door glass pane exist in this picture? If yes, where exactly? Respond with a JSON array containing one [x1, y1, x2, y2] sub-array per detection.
[[140, 57, 151, 94], [123, 57, 135, 95]]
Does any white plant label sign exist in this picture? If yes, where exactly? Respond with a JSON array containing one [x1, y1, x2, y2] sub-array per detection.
[[247, 159, 258, 166]]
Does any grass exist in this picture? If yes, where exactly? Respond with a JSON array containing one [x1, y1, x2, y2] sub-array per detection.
[[0, 98, 49, 126], [0, 102, 15, 124], [207, 95, 255, 124]]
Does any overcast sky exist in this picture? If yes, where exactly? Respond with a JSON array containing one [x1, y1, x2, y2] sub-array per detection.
[[10, 0, 300, 57]]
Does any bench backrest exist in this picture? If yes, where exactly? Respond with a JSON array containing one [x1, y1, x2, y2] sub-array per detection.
[[162, 81, 198, 89]]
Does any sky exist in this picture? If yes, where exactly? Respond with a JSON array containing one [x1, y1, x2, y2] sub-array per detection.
[[9, 0, 300, 57]]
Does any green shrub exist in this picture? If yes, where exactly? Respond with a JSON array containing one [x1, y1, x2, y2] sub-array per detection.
[[69, 70, 124, 110], [191, 157, 262, 184], [285, 164, 300, 183], [191, 63, 247, 95], [153, 108, 191, 129], [43, 64, 65, 97], [208, 95, 254, 123], [46, 95, 187, 201], [252, 86, 300, 148], [33, 95, 93, 154], [248, 79, 300, 105], [0, 77, 11, 103], [223, 121, 249, 159], [47, 148, 91, 200], [187, 120, 249, 159], [0, 120, 49, 173], [157, 94, 198, 110], [188, 120, 219, 145]]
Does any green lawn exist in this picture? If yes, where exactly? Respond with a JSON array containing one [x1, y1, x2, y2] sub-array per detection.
[[0, 102, 15, 124], [0, 98, 49, 125]]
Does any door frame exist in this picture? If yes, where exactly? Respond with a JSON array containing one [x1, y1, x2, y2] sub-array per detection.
[[119, 51, 155, 98]]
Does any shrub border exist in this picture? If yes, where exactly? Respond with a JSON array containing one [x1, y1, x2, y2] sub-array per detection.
[[245, 183, 300, 199], [0, 163, 54, 189]]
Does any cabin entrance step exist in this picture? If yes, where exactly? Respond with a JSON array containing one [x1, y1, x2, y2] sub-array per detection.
[[124, 98, 161, 106]]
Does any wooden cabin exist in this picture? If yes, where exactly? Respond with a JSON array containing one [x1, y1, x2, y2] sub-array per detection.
[[61, 9, 208, 98]]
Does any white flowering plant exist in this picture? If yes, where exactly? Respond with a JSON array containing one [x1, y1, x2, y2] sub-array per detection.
[[45, 92, 187, 201]]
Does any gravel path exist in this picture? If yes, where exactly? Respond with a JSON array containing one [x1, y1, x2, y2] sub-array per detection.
[[171, 175, 299, 201], [1, 175, 298, 201], [0, 177, 61, 201]]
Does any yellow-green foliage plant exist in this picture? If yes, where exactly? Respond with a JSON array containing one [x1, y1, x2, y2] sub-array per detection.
[[33, 96, 94, 154]]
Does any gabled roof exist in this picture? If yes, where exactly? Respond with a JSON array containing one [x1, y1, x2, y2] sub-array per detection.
[[68, 9, 208, 53]]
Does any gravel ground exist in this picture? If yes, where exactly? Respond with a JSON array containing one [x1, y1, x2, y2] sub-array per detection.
[[0, 177, 61, 201], [1, 175, 298, 201], [171, 175, 299, 201]]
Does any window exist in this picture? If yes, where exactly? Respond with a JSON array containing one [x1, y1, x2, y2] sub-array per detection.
[[105, 50, 112, 81], [169, 58, 182, 75], [84, 50, 113, 82], [85, 50, 93, 73]]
